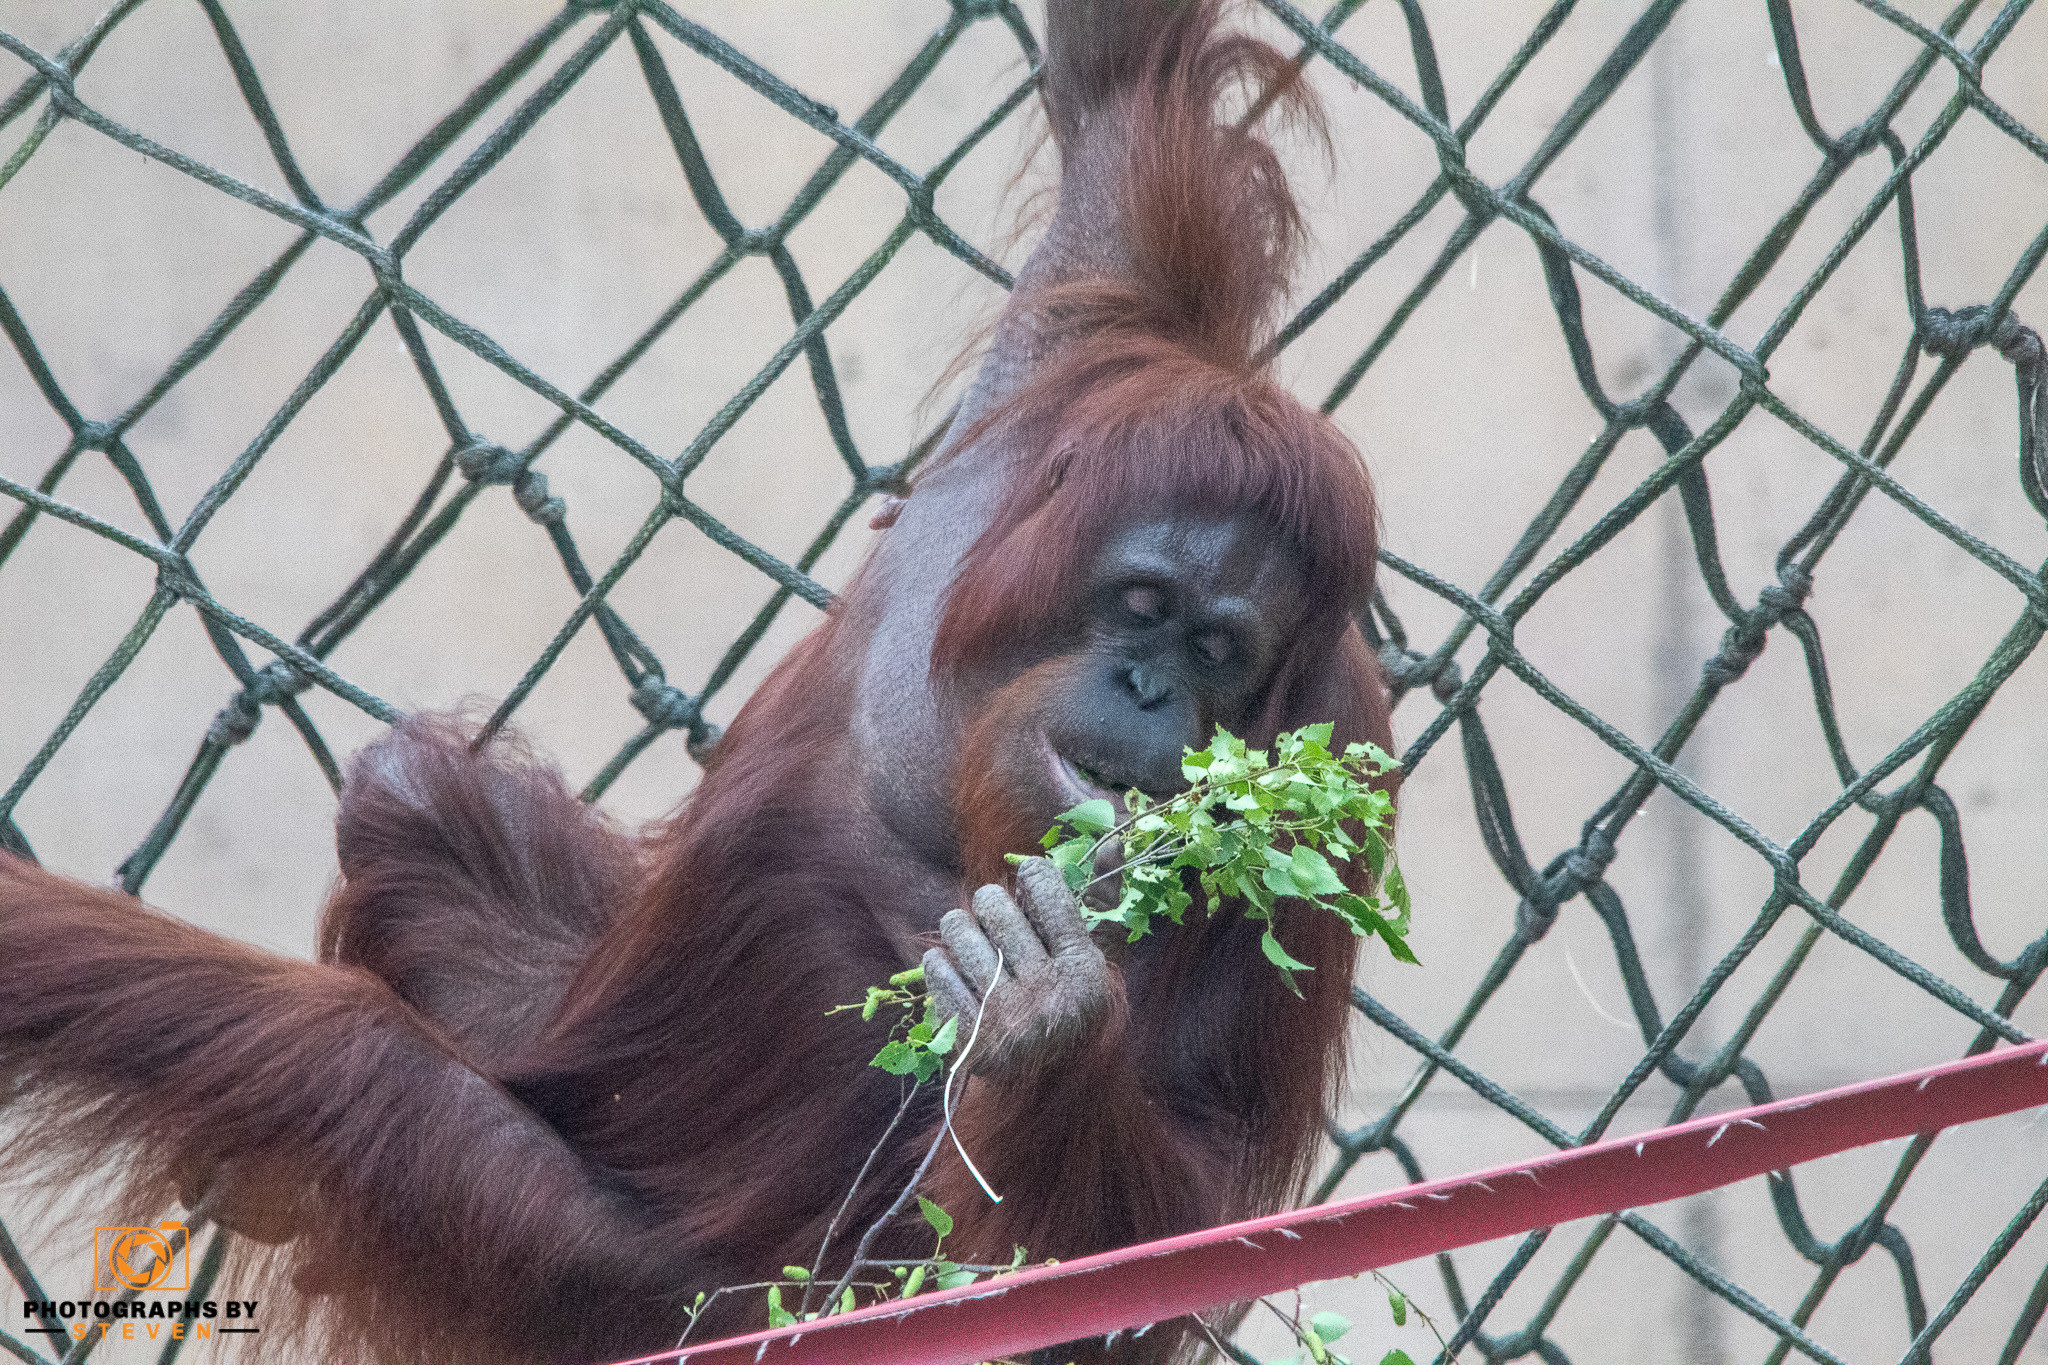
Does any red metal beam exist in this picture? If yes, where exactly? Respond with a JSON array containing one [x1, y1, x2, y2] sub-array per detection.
[[621, 1040, 2048, 1365]]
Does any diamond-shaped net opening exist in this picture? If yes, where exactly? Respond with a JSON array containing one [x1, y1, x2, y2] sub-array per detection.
[[1, 3, 2045, 1363]]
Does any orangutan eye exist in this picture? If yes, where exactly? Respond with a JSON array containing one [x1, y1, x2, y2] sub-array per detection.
[[1194, 631, 1235, 667], [1121, 584, 1169, 624]]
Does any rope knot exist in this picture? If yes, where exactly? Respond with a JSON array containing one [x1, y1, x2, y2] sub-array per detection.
[[1831, 123, 1884, 160], [207, 697, 261, 749], [1997, 319, 2044, 370], [248, 659, 310, 705], [1702, 621, 1767, 688], [631, 678, 696, 731], [1515, 832, 1616, 941], [1375, 643, 1424, 689], [687, 721, 725, 766], [155, 556, 203, 601], [1919, 304, 2024, 360], [1756, 564, 1812, 621], [1755, 584, 1797, 617], [630, 679, 724, 763], [205, 661, 310, 749], [454, 438, 523, 486], [512, 470, 565, 526], [1563, 829, 1616, 886], [1376, 645, 1463, 702], [1514, 892, 1559, 943]]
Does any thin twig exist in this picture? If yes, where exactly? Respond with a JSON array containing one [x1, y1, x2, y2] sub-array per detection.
[[1193, 1312, 1263, 1365], [1371, 1269, 1459, 1362], [796, 1080, 925, 1315], [673, 1279, 897, 1348], [1072, 756, 1328, 876], [820, 951, 1002, 1315]]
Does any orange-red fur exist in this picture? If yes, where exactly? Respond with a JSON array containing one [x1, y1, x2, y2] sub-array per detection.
[[0, 4, 1389, 1363]]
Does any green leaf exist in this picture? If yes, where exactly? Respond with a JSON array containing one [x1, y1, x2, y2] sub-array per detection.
[[1310, 1310, 1352, 1343], [928, 1014, 959, 1057], [1379, 1352, 1416, 1365], [1047, 837, 1094, 891], [902, 1264, 926, 1298], [935, 1268, 978, 1290], [782, 1266, 810, 1282], [1332, 892, 1386, 936], [1290, 844, 1348, 896], [840, 1286, 856, 1314], [1059, 798, 1117, 833], [1261, 927, 1312, 977], [1385, 863, 1411, 919], [918, 1196, 954, 1238], [766, 1286, 795, 1329], [1261, 844, 1302, 898], [871, 1041, 917, 1075]]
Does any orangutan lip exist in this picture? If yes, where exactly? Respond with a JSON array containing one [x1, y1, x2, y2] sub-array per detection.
[[1044, 743, 1127, 910], [1050, 744, 1118, 808]]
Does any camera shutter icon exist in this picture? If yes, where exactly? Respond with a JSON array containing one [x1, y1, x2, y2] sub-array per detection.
[[94, 1222, 189, 1292]]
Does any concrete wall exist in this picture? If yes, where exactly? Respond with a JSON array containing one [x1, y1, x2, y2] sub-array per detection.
[[2, 2, 2045, 1361]]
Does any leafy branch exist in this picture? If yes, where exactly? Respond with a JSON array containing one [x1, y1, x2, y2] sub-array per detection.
[[835, 964, 957, 1083], [1024, 723, 1410, 988], [845, 724, 1409, 1084], [1200, 1270, 1454, 1365]]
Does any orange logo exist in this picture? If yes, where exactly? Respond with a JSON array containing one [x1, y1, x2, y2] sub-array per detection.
[[93, 1222, 188, 1292]]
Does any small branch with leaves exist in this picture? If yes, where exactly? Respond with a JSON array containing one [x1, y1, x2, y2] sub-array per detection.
[[847, 724, 1411, 1087], [838, 963, 956, 1082], [1199, 1270, 1454, 1365], [1028, 723, 1410, 988]]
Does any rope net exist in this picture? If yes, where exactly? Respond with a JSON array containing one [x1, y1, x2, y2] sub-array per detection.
[[1, 2, 2045, 1362]]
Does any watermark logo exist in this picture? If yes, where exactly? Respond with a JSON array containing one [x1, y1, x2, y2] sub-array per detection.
[[93, 1222, 188, 1293], [23, 1226, 250, 1347]]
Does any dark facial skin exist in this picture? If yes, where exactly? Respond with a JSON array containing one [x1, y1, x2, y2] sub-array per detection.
[[932, 512, 1310, 1072], [1041, 510, 1308, 804]]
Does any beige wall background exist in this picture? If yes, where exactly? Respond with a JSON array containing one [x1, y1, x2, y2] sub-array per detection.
[[2, 2, 2045, 1362]]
